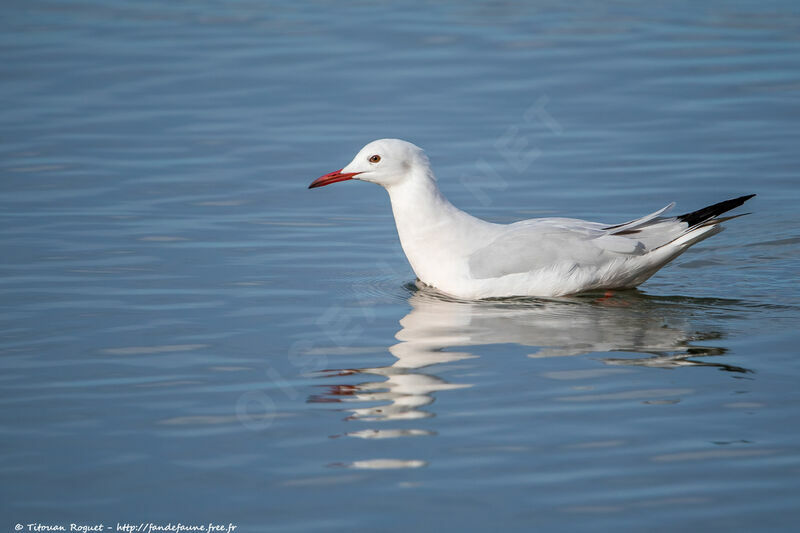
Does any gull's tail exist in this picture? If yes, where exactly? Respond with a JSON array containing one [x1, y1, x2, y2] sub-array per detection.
[[656, 193, 756, 251], [676, 194, 756, 228], [616, 193, 757, 289]]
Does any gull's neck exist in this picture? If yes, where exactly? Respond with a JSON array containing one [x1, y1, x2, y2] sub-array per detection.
[[386, 165, 461, 230], [384, 164, 499, 285]]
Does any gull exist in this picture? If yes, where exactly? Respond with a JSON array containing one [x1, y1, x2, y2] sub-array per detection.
[[309, 139, 754, 299]]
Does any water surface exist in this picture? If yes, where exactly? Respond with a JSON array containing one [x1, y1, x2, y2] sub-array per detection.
[[2, 1, 800, 531]]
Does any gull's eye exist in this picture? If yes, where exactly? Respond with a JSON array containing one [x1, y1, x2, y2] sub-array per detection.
[[369, 154, 381, 163]]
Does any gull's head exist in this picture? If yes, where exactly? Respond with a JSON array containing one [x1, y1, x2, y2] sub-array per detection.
[[309, 139, 430, 190]]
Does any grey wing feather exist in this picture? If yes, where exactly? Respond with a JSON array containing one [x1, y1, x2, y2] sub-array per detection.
[[603, 203, 675, 232], [468, 219, 640, 279], [467, 198, 753, 280], [467, 204, 684, 280]]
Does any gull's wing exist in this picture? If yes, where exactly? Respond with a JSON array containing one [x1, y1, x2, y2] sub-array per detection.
[[602, 203, 675, 233], [467, 217, 644, 279], [467, 196, 754, 281]]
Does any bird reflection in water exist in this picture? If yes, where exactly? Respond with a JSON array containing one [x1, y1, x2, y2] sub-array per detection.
[[311, 283, 750, 438]]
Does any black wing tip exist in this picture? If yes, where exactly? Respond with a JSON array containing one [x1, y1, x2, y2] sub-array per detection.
[[733, 193, 757, 203], [677, 194, 756, 227]]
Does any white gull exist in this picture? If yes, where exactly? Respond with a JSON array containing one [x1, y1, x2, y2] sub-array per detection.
[[309, 139, 754, 299]]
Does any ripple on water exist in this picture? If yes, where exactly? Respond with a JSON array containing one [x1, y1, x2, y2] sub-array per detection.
[[2, 0, 800, 530]]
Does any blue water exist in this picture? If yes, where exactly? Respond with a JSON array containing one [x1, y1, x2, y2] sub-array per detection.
[[2, 1, 800, 531]]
